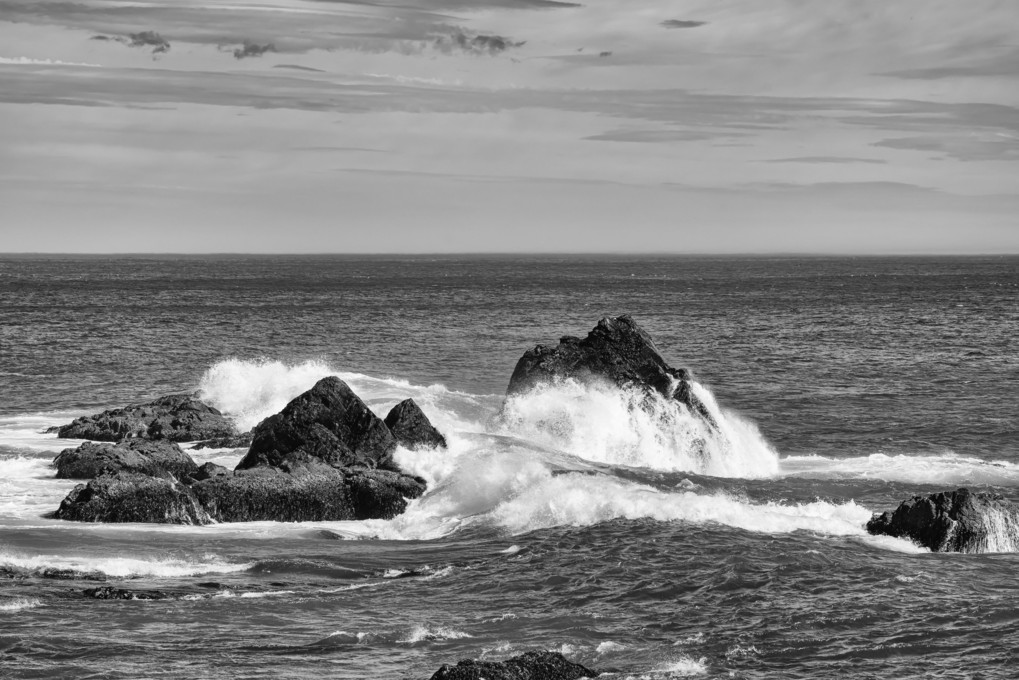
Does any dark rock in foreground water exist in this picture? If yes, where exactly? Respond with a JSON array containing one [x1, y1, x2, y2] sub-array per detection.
[[430, 651, 597, 680], [507, 315, 714, 425], [236, 376, 397, 471], [55, 394, 236, 443], [866, 488, 1019, 553], [54, 439, 199, 480], [191, 432, 254, 450], [55, 472, 212, 524], [384, 398, 447, 449]]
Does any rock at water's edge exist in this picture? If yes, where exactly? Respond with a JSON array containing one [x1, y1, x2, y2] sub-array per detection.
[[84, 586, 170, 600], [236, 377, 396, 471], [430, 651, 598, 680], [55, 472, 212, 525], [866, 488, 1019, 553], [54, 439, 199, 480], [507, 315, 714, 425], [56, 394, 236, 443], [384, 398, 447, 449], [189, 465, 425, 523]]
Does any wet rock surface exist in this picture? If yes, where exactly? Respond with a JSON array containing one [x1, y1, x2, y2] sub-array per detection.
[[507, 315, 714, 424], [430, 651, 598, 680], [866, 488, 1019, 552], [54, 439, 199, 480], [54, 472, 212, 525], [55, 394, 236, 443], [384, 398, 447, 449], [236, 377, 397, 471]]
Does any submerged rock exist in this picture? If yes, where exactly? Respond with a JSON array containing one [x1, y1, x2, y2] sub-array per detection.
[[384, 398, 447, 449], [507, 315, 714, 425], [236, 376, 397, 471], [53, 439, 199, 480], [430, 651, 597, 680], [866, 488, 1019, 553], [191, 432, 254, 450], [55, 394, 236, 443], [55, 472, 212, 525], [83, 586, 170, 600]]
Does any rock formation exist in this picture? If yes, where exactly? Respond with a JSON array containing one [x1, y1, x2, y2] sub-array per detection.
[[236, 377, 398, 471], [430, 651, 597, 680], [54, 439, 199, 480], [191, 432, 254, 450], [53, 377, 441, 525], [507, 315, 715, 425], [384, 398, 447, 449], [54, 394, 236, 443], [866, 488, 1019, 553]]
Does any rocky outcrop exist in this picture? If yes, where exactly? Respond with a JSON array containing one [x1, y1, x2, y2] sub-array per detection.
[[866, 488, 1019, 553], [54, 472, 212, 524], [507, 315, 714, 425], [236, 377, 397, 471], [430, 651, 597, 680], [55, 394, 236, 443], [384, 398, 447, 449], [187, 464, 424, 523], [54, 377, 431, 525], [191, 432, 254, 450], [53, 439, 199, 480]]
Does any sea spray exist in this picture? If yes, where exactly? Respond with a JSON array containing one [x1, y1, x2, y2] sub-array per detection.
[[496, 378, 779, 478]]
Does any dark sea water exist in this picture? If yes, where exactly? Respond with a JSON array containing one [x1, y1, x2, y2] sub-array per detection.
[[1, 254, 1018, 679]]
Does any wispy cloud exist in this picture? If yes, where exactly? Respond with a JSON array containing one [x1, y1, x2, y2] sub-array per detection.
[[661, 20, 707, 29]]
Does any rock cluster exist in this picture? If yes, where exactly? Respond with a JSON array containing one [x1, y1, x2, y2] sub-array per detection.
[[53, 377, 447, 525], [507, 315, 714, 426], [866, 488, 1019, 553]]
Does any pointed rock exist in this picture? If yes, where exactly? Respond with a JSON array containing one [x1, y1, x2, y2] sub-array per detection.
[[236, 376, 396, 471], [384, 399, 447, 449]]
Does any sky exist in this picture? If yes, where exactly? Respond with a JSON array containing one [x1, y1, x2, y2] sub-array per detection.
[[1, 0, 1018, 254]]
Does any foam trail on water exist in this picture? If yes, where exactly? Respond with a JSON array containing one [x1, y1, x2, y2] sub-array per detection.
[[781, 453, 1019, 486], [496, 378, 779, 478], [0, 551, 253, 578]]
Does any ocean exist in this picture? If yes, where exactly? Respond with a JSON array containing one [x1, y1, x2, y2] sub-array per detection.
[[1, 254, 1017, 679]]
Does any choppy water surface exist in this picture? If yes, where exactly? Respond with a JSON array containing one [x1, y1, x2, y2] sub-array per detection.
[[1, 255, 1017, 679]]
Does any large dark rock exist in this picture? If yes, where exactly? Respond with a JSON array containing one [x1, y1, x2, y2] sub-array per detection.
[[236, 377, 397, 471], [53, 439, 199, 480], [507, 315, 714, 425], [189, 464, 425, 522], [56, 394, 236, 443], [866, 488, 1019, 553], [54, 472, 212, 525], [430, 651, 597, 680], [384, 398, 447, 449]]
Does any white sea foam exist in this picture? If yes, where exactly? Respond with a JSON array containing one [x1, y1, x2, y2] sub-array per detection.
[[0, 598, 43, 612], [0, 56, 100, 67], [196, 358, 488, 433], [0, 551, 252, 578], [497, 378, 779, 478], [397, 625, 473, 644], [780, 453, 1019, 486]]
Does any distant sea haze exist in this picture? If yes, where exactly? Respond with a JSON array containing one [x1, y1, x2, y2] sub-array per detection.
[[1, 254, 1018, 678]]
